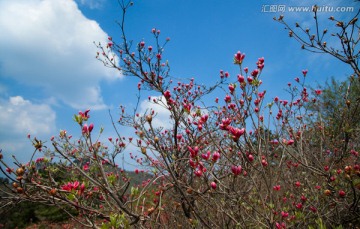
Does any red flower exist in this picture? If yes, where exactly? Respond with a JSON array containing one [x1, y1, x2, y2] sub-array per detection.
[[251, 69, 259, 77], [237, 74, 245, 83], [234, 51, 245, 64], [194, 169, 203, 177], [273, 185, 281, 191], [164, 90, 171, 99], [281, 211, 289, 218], [82, 124, 88, 135], [287, 139, 294, 146], [201, 151, 211, 160], [212, 152, 220, 162], [315, 89, 322, 95], [302, 69, 308, 76], [88, 123, 94, 133], [261, 159, 268, 167], [338, 190, 346, 198], [231, 165, 242, 176]]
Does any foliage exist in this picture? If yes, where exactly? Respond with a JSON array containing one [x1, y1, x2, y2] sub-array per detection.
[[0, 201, 76, 229], [0, 2, 359, 228]]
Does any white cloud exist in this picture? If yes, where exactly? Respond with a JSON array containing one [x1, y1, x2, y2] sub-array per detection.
[[0, 96, 56, 163], [139, 96, 172, 129], [0, 0, 120, 110], [0, 96, 56, 137], [77, 0, 106, 9]]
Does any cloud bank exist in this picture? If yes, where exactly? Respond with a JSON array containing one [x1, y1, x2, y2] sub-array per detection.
[[0, 0, 119, 110]]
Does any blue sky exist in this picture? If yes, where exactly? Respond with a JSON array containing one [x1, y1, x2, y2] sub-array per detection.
[[0, 0, 358, 169]]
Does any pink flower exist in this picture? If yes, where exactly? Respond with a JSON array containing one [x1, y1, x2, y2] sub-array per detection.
[[210, 182, 217, 189], [234, 51, 245, 64], [189, 159, 197, 168], [224, 95, 231, 103], [36, 157, 44, 163], [79, 183, 85, 195], [201, 114, 208, 123], [275, 222, 286, 229], [261, 159, 268, 167], [194, 169, 203, 177], [61, 183, 71, 191], [212, 152, 220, 162], [302, 69, 308, 76], [315, 89, 322, 95], [201, 151, 211, 160], [228, 84, 235, 93], [287, 139, 294, 146], [6, 168, 12, 174], [339, 190, 346, 197], [164, 90, 171, 99], [237, 74, 245, 83], [188, 146, 199, 158], [88, 123, 94, 133], [273, 185, 281, 191], [281, 211, 289, 218], [61, 181, 80, 192], [231, 165, 242, 176], [301, 195, 307, 202], [82, 124, 88, 134], [309, 206, 317, 213], [73, 181, 80, 189], [228, 127, 245, 141], [251, 69, 259, 77]]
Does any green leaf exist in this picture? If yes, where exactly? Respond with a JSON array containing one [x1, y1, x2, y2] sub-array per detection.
[[131, 187, 139, 196]]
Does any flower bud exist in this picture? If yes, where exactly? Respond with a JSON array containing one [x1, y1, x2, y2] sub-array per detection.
[[146, 115, 152, 123]]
